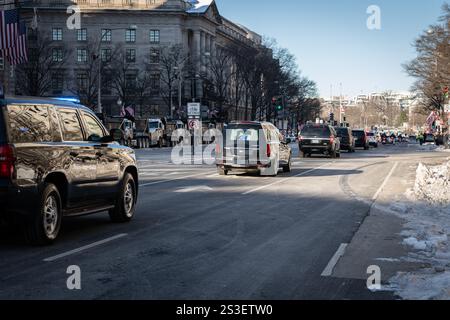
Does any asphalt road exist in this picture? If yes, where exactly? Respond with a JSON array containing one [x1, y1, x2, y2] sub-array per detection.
[[0, 142, 446, 299]]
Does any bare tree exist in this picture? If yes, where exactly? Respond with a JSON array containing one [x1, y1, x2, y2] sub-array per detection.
[[404, 4, 450, 115], [204, 45, 235, 122], [15, 32, 70, 96], [157, 45, 189, 116]]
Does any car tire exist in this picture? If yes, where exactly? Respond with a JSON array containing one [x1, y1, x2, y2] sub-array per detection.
[[218, 168, 228, 176], [283, 157, 292, 173], [25, 183, 62, 246], [109, 173, 137, 223]]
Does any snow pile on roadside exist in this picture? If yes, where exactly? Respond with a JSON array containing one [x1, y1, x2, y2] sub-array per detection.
[[385, 160, 450, 300], [413, 162, 450, 204], [416, 145, 450, 152]]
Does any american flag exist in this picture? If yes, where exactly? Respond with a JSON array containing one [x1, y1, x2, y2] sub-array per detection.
[[0, 9, 19, 50], [5, 20, 28, 65]]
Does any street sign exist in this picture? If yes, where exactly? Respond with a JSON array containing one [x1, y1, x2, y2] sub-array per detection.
[[187, 103, 201, 117], [188, 119, 200, 130]]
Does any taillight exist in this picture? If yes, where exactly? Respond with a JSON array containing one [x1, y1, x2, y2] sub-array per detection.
[[267, 144, 271, 158], [0, 144, 15, 179]]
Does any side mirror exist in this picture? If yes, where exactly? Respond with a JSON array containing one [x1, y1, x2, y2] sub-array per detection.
[[110, 128, 124, 141]]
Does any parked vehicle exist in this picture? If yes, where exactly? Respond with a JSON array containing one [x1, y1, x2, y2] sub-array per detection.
[[334, 127, 355, 152], [366, 131, 378, 148], [424, 133, 436, 145], [216, 121, 292, 176], [0, 97, 139, 245], [352, 130, 370, 150], [299, 124, 341, 158]]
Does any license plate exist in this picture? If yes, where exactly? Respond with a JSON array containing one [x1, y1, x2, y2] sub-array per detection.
[[312, 139, 320, 144]]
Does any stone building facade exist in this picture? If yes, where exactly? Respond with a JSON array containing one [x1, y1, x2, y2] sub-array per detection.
[[13, 0, 262, 120]]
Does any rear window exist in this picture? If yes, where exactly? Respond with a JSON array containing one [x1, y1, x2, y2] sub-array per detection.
[[0, 107, 5, 143], [353, 130, 365, 137], [226, 124, 262, 142], [335, 128, 349, 136], [301, 126, 331, 137], [6, 104, 52, 143]]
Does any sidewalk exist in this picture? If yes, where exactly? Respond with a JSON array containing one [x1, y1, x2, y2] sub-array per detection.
[[331, 155, 450, 299]]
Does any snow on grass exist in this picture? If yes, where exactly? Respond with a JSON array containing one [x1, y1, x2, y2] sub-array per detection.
[[386, 159, 450, 300]]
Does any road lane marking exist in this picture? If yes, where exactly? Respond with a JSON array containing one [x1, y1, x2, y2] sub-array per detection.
[[321, 243, 348, 277], [139, 171, 217, 187], [372, 161, 398, 201], [175, 185, 213, 193], [43, 234, 128, 262], [242, 162, 333, 195]]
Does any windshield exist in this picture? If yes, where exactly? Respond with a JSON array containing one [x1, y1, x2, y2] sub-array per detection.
[[301, 126, 330, 137]]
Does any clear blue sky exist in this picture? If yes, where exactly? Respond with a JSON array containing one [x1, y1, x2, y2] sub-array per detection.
[[216, 0, 446, 98]]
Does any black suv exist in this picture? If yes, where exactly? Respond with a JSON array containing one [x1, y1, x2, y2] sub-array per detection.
[[335, 127, 355, 152], [299, 124, 341, 158], [0, 97, 138, 245]]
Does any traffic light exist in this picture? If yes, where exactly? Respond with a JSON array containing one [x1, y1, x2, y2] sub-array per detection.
[[330, 112, 335, 122], [272, 96, 284, 111]]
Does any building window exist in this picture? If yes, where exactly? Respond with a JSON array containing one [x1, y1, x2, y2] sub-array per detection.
[[29, 48, 38, 62], [77, 72, 88, 92], [28, 28, 37, 41], [126, 48, 136, 63], [101, 48, 112, 62], [101, 29, 111, 42], [149, 30, 160, 44], [125, 73, 137, 89], [77, 28, 87, 41], [52, 28, 62, 41], [51, 73, 64, 93], [52, 48, 63, 62], [102, 72, 112, 94], [125, 29, 136, 43], [150, 73, 160, 93], [150, 48, 159, 64], [77, 48, 87, 63]]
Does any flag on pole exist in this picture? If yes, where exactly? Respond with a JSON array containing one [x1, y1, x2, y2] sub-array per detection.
[[5, 20, 28, 65], [0, 9, 19, 50]]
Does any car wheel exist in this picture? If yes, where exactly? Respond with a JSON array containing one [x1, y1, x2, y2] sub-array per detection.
[[218, 167, 228, 176], [25, 183, 62, 246], [283, 157, 292, 173], [109, 173, 136, 223]]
